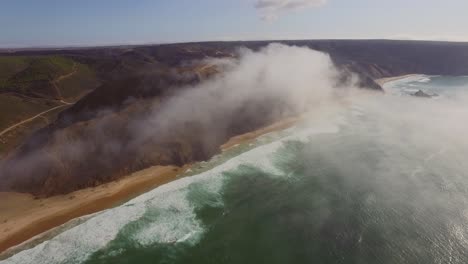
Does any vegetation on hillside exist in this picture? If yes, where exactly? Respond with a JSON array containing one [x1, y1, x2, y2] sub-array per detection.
[[1, 56, 75, 98], [0, 55, 99, 155]]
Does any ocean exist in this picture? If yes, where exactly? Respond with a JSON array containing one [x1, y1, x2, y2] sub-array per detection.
[[3, 75, 468, 264]]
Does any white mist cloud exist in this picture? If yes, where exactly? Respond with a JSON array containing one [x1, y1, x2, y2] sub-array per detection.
[[0, 44, 353, 193], [11, 43, 468, 204], [131, 44, 344, 150], [255, 0, 328, 21]]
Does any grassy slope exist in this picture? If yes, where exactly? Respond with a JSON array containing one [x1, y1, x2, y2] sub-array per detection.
[[0, 57, 29, 84], [57, 63, 99, 100], [0, 55, 99, 155], [0, 94, 60, 129], [1, 56, 74, 98]]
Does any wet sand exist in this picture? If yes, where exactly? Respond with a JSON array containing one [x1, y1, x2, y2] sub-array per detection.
[[0, 117, 300, 255]]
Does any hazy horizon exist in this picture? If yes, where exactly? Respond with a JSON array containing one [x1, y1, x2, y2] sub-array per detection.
[[3, 38, 468, 51], [2, 0, 468, 48]]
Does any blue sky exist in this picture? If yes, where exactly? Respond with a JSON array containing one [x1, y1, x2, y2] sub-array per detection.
[[1, 0, 467, 47]]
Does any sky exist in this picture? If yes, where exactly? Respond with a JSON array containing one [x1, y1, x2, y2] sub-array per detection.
[[1, 0, 468, 47]]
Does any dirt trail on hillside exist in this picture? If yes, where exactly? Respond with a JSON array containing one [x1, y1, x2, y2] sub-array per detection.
[[51, 63, 77, 103], [0, 105, 68, 137], [0, 65, 78, 138]]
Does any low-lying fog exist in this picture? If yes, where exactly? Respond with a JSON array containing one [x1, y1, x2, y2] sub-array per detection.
[[1, 44, 468, 201], [2, 44, 468, 264]]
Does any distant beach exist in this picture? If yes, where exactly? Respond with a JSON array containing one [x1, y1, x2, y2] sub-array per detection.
[[375, 74, 420, 86]]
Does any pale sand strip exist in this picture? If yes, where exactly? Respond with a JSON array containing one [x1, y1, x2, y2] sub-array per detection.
[[221, 116, 300, 151], [375, 74, 420, 86], [0, 116, 301, 254], [0, 165, 187, 255]]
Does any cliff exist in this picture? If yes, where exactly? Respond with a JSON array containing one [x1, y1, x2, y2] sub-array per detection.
[[1, 40, 468, 196]]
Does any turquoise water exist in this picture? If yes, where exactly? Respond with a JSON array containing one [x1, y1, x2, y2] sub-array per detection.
[[3, 76, 468, 264], [383, 75, 468, 98]]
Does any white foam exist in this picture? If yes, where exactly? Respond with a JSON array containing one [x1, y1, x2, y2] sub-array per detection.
[[417, 77, 431, 83], [129, 191, 204, 246], [407, 75, 430, 83], [1, 116, 342, 264], [0, 144, 270, 263], [1, 205, 146, 264], [383, 75, 436, 97], [405, 88, 419, 93]]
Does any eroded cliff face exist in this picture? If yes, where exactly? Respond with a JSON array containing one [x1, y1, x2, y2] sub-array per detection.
[[2, 40, 468, 196], [4, 84, 299, 194]]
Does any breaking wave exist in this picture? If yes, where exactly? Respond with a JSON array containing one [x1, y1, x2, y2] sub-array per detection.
[[3, 76, 468, 264]]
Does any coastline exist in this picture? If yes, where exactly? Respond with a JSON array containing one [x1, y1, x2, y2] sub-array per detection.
[[221, 116, 300, 151], [0, 117, 300, 255], [374, 74, 420, 86], [0, 165, 187, 255]]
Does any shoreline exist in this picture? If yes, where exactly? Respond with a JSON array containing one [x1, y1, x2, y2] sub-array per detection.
[[374, 74, 420, 86], [221, 116, 300, 151], [0, 165, 187, 255], [0, 117, 300, 255]]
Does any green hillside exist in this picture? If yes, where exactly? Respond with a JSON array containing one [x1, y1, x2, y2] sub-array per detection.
[[57, 63, 98, 100], [1, 56, 75, 98], [0, 55, 99, 156], [0, 56, 29, 82]]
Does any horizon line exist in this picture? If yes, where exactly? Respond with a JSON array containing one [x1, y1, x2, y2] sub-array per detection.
[[1, 38, 468, 51]]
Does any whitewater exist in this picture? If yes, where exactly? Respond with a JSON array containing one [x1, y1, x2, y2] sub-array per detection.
[[3, 76, 468, 263]]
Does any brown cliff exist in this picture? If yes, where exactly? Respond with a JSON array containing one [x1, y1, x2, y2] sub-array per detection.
[[2, 40, 468, 196]]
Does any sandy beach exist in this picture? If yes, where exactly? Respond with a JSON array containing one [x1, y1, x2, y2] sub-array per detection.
[[221, 116, 300, 151], [0, 165, 189, 255], [375, 74, 420, 86], [0, 73, 420, 255], [0, 117, 300, 255]]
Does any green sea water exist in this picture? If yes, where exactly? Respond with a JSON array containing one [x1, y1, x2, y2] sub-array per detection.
[[3, 76, 468, 264]]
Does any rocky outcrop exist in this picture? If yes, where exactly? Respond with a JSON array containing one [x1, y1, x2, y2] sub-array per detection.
[[412, 90, 437, 98]]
